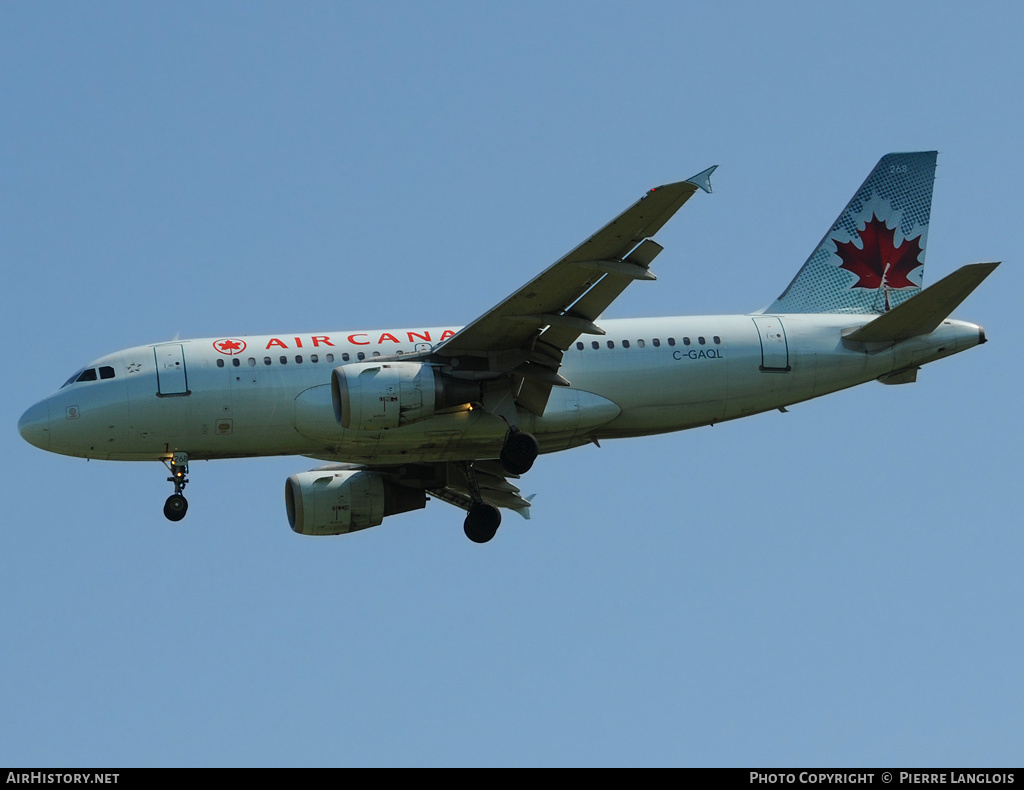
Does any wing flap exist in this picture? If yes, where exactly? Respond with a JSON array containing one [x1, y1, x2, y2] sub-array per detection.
[[425, 461, 533, 513]]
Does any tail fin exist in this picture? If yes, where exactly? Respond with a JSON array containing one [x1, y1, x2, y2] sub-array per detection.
[[765, 151, 937, 315]]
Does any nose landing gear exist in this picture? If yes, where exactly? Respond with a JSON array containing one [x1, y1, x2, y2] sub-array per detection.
[[161, 452, 190, 522], [164, 493, 188, 521]]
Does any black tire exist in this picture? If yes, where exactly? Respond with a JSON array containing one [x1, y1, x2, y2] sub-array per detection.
[[500, 430, 539, 475], [163, 494, 188, 522], [464, 503, 501, 543]]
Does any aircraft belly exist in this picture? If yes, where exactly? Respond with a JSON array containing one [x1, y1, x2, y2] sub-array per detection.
[[293, 383, 621, 463]]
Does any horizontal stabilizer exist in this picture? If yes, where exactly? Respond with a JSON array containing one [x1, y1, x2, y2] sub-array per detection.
[[843, 262, 999, 344]]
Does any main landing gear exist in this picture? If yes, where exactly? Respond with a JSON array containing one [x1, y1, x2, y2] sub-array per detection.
[[459, 428, 538, 543], [500, 428, 539, 475], [464, 502, 501, 543], [161, 452, 189, 522]]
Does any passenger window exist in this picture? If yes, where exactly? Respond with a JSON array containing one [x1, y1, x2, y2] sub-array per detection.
[[264, 357, 272, 366], [216, 359, 225, 368], [637, 339, 645, 348], [357, 352, 365, 361], [248, 357, 256, 366], [576, 342, 584, 350], [652, 338, 661, 347], [372, 351, 380, 357], [232, 358, 240, 367], [76, 369, 97, 382], [295, 355, 303, 364], [713, 336, 721, 344], [698, 336, 705, 345], [607, 341, 615, 349], [99, 366, 115, 379], [280, 356, 287, 365], [622, 340, 630, 348], [683, 337, 691, 346], [310, 354, 319, 363], [341, 353, 350, 362], [591, 341, 600, 350], [667, 338, 675, 346], [326, 354, 334, 363]]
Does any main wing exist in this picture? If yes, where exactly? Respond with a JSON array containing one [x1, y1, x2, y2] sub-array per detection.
[[431, 166, 716, 414]]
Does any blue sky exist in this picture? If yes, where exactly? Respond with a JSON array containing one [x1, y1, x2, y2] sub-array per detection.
[[2, 1, 1021, 767]]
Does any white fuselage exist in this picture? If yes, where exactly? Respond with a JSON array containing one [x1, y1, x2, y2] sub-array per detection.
[[18, 314, 984, 466]]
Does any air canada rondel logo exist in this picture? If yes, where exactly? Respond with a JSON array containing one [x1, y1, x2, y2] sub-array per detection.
[[834, 213, 923, 310], [213, 338, 247, 355]]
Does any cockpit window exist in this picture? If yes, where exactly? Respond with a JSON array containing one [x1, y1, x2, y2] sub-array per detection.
[[61, 366, 116, 387], [62, 369, 86, 388]]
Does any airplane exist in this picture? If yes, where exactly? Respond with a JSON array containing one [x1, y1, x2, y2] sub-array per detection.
[[18, 152, 999, 543]]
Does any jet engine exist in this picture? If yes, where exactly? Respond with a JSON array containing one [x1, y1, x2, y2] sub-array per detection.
[[285, 469, 426, 535], [331, 361, 479, 430]]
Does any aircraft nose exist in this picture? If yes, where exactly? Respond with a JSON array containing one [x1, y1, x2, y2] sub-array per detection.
[[18, 400, 51, 450]]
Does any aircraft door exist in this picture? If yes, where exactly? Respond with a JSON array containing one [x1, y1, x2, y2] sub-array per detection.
[[752, 317, 790, 371], [154, 344, 191, 396]]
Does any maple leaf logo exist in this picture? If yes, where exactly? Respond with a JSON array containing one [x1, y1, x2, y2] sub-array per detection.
[[834, 214, 923, 292], [213, 338, 247, 355]]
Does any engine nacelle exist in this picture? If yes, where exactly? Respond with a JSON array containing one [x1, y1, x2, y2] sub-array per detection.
[[331, 361, 479, 430], [285, 469, 426, 536]]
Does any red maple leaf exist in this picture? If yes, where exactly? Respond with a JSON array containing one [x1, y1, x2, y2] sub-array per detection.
[[215, 339, 245, 354], [834, 214, 923, 290]]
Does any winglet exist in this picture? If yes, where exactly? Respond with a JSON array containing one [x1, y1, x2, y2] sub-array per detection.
[[685, 165, 717, 194]]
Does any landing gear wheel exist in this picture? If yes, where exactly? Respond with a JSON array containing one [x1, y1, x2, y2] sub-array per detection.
[[164, 494, 188, 522], [500, 429, 539, 475], [161, 452, 190, 522], [464, 503, 501, 543]]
